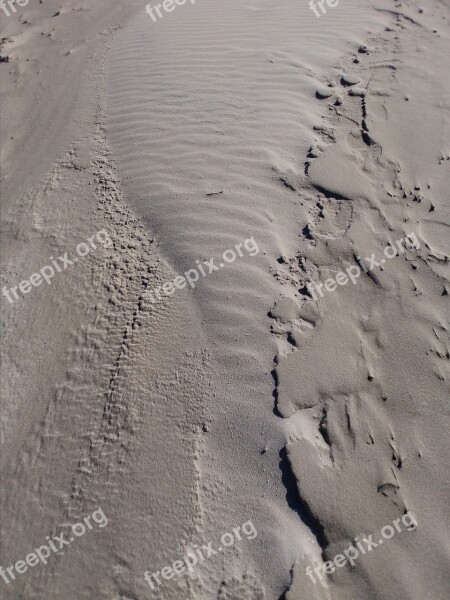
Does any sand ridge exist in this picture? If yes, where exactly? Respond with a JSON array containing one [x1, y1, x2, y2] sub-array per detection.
[[269, 3, 450, 598], [1, 0, 449, 599]]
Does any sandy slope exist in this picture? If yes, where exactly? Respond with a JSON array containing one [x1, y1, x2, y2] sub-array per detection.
[[1, 2, 208, 600], [107, 0, 449, 598], [272, 2, 450, 599], [1, 0, 449, 599]]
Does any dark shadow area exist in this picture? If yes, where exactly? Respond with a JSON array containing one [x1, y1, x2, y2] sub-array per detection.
[[279, 446, 329, 552]]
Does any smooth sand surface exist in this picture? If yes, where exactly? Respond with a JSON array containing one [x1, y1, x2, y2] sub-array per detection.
[[1, 0, 449, 599]]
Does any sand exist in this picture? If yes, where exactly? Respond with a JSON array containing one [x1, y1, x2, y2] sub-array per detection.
[[1, 0, 449, 599]]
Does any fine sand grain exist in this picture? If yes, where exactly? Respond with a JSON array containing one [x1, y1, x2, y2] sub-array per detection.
[[1, 1, 449, 599]]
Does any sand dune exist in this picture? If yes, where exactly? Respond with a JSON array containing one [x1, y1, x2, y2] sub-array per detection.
[[1, 0, 449, 599]]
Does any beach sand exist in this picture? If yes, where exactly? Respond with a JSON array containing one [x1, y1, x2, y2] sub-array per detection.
[[1, 1, 449, 599]]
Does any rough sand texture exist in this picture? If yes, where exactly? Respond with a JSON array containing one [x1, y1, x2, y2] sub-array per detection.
[[1, 3, 208, 599], [1, 0, 449, 599]]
